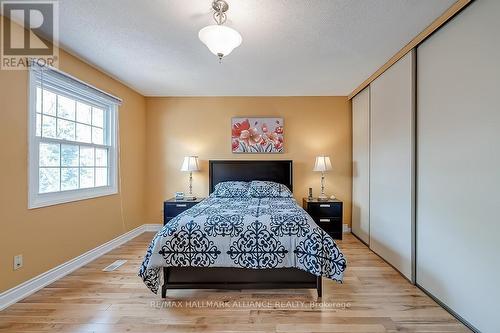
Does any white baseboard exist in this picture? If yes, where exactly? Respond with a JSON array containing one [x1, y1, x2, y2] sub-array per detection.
[[0, 223, 162, 311], [143, 224, 162, 232], [343, 224, 351, 233]]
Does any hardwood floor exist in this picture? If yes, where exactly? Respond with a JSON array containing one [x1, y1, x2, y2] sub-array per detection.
[[0, 233, 470, 333]]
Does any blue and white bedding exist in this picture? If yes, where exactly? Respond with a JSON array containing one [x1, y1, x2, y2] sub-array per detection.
[[139, 196, 347, 294]]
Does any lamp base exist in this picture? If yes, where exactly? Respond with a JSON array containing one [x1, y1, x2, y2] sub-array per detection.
[[317, 194, 329, 201], [184, 195, 197, 201]]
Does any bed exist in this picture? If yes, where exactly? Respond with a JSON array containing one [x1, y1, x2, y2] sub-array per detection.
[[139, 160, 346, 297]]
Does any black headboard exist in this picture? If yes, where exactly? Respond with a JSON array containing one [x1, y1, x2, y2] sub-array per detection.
[[209, 160, 293, 194]]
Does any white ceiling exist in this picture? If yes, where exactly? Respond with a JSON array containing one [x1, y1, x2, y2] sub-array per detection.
[[56, 0, 455, 96]]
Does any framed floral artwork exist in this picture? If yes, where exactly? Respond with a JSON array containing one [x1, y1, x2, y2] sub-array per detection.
[[231, 117, 284, 153]]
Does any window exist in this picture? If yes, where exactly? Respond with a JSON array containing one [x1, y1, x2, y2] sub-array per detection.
[[28, 66, 121, 208]]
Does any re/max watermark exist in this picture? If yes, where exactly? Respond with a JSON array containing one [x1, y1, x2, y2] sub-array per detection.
[[150, 300, 352, 310]]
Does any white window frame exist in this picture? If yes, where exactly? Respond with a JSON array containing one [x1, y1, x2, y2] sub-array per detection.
[[28, 66, 121, 209]]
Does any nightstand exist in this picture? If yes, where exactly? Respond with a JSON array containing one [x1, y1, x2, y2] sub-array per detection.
[[303, 198, 343, 240], [163, 197, 204, 225]]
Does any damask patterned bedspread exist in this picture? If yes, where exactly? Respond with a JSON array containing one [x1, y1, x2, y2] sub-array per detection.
[[139, 197, 346, 294]]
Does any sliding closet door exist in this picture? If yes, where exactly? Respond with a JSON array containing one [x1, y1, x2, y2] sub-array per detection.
[[369, 51, 414, 280], [351, 87, 370, 244], [417, 1, 500, 331]]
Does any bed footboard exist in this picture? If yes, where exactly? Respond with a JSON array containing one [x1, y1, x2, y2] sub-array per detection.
[[162, 267, 321, 297]]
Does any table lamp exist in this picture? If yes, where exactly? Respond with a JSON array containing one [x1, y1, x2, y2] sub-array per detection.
[[313, 155, 332, 201], [180, 156, 200, 200]]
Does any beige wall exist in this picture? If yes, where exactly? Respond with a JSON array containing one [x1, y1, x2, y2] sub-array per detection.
[[145, 97, 352, 226], [0, 22, 147, 292]]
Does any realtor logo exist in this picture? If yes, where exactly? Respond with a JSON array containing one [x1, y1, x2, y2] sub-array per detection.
[[1, 0, 58, 70]]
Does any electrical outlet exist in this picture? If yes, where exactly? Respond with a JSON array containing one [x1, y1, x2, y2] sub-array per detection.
[[14, 254, 23, 270]]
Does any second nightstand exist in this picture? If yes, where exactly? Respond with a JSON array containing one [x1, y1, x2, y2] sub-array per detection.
[[163, 197, 204, 225], [303, 198, 343, 240]]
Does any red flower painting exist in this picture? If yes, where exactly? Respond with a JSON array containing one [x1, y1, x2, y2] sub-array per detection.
[[231, 118, 284, 153]]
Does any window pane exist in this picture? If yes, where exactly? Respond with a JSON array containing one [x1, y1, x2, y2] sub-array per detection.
[[42, 90, 56, 116], [39, 143, 60, 167], [95, 148, 108, 167], [76, 123, 91, 143], [57, 119, 75, 141], [92, 107, 104, 127], [36, 87, 42, 113], [76, 102, 91, 124], [92, 127, 103, 145], [61, 144, 78, 166], [61, 167, 78, 191], [80, 147, 94, 167], [42, 115, 57, 138], [39, 167, 60, 193], [36, 113, 41, 137], [80, 168, 94, 188], [57, 95, 76, 120], [95, 167, 108, 187]]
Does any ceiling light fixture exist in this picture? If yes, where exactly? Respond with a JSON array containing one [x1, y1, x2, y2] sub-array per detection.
[[198, 0, 242, 63]]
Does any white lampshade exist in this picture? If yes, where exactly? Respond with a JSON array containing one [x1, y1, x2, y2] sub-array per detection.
[[180, 156, 200, 172], [313, 156, 332, 172], [198, 25, 242, 58]]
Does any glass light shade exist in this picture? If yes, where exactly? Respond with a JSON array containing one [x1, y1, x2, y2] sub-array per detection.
[[198, 24, 242, 58], [180, 156, 200, 172], [313, 156, 332, 172]]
